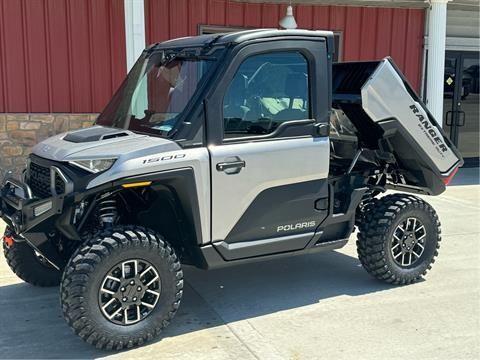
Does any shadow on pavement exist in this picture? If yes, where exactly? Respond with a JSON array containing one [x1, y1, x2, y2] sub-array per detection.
[[0, 250, 394, 359]]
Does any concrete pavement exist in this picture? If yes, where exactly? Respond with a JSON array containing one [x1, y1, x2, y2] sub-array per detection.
[[0, 183, 479, 359]]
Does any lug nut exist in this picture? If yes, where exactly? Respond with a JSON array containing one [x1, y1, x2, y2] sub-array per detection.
[[121, 287, 125, 292], [130, 280, 135, 285], [122, 297, 127, 302], [133, 297, 137, 301], [137, 286, 142, 291]]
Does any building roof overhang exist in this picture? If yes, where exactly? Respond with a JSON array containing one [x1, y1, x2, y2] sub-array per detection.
[[233, 0, 479, 11]]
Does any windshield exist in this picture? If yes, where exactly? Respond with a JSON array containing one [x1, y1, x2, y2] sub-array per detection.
[[96, 49, 219, 137]]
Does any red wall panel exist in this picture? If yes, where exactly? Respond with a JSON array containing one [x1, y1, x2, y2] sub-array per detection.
[[24, 0, 50, 111], [343, 7, 362, 60], [0, 0, 126, 113], [243, 2, 261, 27], [260, 3, 280, 28], [170, 0, 189, 38], [0, 0, 424, 113], [0, 0, 28, 112], [375, 8, 394, 59], [226, 1, 244, 27], [295, 5, 313, 29], [329, 6, 347, 31], [359, 8, 378, 60], [390, 8, 409, 71], [188, 0, 208, 36], [146, 0, 170, 44], [312, 6, 328, 29], [145, 0, 425, 92], [208, 0, 226, 25]]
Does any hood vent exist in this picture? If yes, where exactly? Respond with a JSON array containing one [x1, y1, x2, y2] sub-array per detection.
[[101, 132, 129, 140], [63, 127, 131, 143]]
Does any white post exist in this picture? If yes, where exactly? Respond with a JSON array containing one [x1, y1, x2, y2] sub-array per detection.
[[124, 0, 147, 117], [426, 0, 451, 124], [124, 0, 146, 71]]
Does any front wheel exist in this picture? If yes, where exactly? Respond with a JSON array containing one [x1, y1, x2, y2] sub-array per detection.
[[60, 226, 183, 350], [3, 231, 61, 287], [357, 194, 441, 285]]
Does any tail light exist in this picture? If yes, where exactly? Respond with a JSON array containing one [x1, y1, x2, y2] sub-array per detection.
[[442, 166, 459, 185]]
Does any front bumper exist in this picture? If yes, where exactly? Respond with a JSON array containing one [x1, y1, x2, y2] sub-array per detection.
[[0, 177, 77, 269]]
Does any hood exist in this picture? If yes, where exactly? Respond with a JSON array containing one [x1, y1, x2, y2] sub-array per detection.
[[32, 126, 181, 162]]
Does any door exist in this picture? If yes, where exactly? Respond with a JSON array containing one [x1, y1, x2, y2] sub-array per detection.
[[207, 41, 331, 260], [443, 51, 480, 166]]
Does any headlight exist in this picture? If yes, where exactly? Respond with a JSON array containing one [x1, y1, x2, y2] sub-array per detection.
[[69, 159, 116, 173]]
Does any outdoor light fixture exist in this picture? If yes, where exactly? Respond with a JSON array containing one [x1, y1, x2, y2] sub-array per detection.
[[279, 5, 298, 29]]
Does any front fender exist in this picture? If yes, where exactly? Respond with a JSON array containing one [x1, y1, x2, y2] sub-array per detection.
[[111, 168, 211, 268]]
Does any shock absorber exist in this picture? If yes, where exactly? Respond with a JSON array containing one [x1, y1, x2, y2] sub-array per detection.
[[97, 197, 118, 227]]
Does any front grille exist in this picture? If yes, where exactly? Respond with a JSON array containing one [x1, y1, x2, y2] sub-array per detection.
[[54, 173, 66, 194], [27, 158, 70, 198], [29, 162, 52, 198]]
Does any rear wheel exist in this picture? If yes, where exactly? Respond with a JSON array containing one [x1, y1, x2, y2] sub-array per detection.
[[60, 226, 183, 350], [3, 232, 61, 287], [357, 194, 441, 285]]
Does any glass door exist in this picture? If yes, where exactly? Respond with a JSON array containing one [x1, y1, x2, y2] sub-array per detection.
[[443, 51, 479, 166]]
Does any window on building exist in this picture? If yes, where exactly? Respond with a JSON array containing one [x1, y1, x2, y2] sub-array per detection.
[[223, 51, 310, 138]]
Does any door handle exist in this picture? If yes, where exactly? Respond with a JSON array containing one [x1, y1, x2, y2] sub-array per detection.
[[456, 111, 466, 127], [216, 160, 246, 172], [445, 111, 453, 126], [446, 110, 466, 127]]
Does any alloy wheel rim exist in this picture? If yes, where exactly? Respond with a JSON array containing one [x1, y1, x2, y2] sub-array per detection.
[[391, 217, 427, 267], [98, 259, 161, 325]]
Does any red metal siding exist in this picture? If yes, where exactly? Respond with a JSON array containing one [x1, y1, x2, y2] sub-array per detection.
[[0, 0, 126, 113], [145, 0, 425, 92], [0, 0, 425, 113]]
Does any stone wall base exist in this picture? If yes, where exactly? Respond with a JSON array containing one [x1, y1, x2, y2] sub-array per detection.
[[0, 113, 97, 178]]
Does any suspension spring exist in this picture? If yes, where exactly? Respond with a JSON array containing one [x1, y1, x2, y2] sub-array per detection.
[[98, 197, 118, 226]]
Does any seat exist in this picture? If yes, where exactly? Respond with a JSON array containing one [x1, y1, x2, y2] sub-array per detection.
[[224, 74, 249, 125]]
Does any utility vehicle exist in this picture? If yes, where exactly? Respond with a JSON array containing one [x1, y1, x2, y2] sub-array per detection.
[[0, 30, 463, 349]]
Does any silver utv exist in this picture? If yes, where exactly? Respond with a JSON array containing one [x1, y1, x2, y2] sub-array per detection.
[[0, 29, 462, 350]]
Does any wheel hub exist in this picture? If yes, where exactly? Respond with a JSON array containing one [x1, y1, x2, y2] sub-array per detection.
[[402, 232, 416, 249], [98, 259, 161, 325], [391, 217, 426, 267], [118, 277, 146, 306]]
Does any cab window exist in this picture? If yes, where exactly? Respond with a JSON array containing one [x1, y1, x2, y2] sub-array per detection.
[[223, 51, 310, 138]]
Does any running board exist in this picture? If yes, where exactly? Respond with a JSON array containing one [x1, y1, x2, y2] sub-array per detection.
[[201, 237, 349, 269], [214, 232, 316, 260]]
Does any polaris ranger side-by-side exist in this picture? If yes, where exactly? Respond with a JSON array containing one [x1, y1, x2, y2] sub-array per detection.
[[0, 30, 463, 349]]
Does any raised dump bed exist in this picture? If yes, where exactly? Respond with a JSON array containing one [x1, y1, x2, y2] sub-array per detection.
[[331, 57, 463, 195]]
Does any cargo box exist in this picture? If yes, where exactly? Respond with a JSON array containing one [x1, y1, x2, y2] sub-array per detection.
[[331, 57, 463, 195]]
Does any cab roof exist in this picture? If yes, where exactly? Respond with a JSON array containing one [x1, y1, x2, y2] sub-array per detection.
[[151, 29, 335, 54]]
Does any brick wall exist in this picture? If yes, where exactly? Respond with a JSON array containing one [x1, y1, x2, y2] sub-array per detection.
[[0, 114, 97, 179]]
